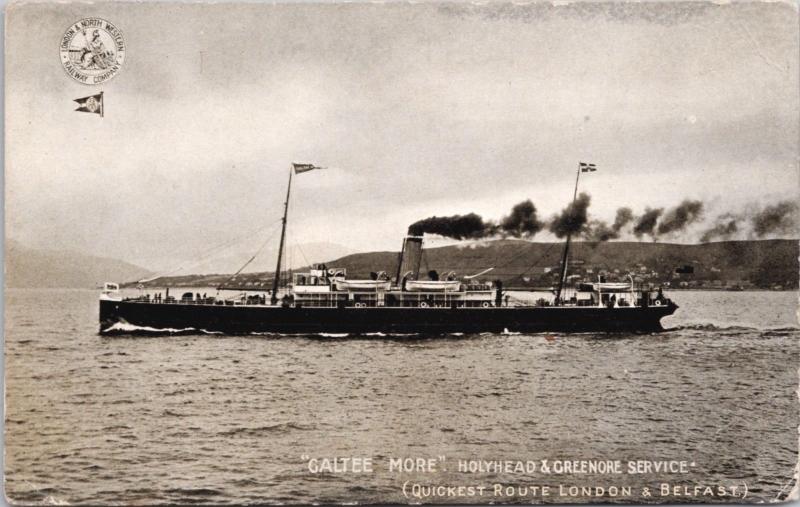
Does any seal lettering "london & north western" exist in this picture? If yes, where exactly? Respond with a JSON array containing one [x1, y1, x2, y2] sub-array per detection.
[[59, 18, 125, 85]]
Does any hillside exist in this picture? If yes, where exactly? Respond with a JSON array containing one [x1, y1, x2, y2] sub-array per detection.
[[5, 240, 152, 289], [134, 239, 799, 290]]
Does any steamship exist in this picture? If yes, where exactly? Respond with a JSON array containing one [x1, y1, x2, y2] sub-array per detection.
[[99, 163, 678, 335]]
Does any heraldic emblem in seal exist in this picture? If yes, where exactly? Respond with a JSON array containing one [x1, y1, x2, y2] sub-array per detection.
[[60, 18, 125, 85]]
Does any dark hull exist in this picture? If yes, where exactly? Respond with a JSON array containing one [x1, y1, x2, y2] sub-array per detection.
[[99, 299, 678, 335]]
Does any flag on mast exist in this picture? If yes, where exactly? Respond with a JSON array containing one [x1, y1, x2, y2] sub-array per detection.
[[74, 92, 104, 117], [292, 163, 325, 174], [579, 162, 597, 172]]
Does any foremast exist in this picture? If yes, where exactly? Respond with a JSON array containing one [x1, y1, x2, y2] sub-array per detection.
[[271, 163, 324, 305], [271, 167, 293, 305]]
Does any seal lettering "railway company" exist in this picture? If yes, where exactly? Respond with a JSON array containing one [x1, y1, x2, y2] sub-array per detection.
[[60, 18, 125, 85]]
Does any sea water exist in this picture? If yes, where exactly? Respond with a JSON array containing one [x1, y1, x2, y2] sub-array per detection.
[[4, 289, 799, 504]]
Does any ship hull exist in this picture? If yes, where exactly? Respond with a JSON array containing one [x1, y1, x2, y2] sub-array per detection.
[[99, 299, 678, 335]]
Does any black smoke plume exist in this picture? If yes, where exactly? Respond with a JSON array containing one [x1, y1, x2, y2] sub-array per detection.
[[409, 199, 545, 240], [612, 207, 634, 231], [407, 213, 494, 239], [752, 201, 799, 237], [700, 215, 740, 243], [499, 200, 543, 238], [633, 207, 663, 238], [583, 220, 618, 241], [549, 193, 591, 238], [657, 200, 704, 236], [583, 207, 635, 242]]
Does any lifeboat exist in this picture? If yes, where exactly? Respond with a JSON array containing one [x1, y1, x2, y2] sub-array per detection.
[[334, 280, 391, 291], [404, 280, 462, 291], [577, 282, 632, 293]]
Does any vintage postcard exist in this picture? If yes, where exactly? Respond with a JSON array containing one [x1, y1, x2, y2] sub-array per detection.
[[4, 0, 799, 505]]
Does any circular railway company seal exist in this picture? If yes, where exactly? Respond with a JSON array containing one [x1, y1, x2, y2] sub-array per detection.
[[60, 18, 125, 85]]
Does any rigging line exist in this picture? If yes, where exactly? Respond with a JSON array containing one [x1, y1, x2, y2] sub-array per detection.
[[421, 239, 543, 274], [139, 222, 282, 286], [389, 248, 563, 274], [497, 241, 561, 283], [492, 241, 542, 270], [135, 218, 283, 284], [294, 242, 311, 270], [138, 219, 281, 281], [216, 226, 282, 289], [282, 186, 300, 283], [286, 189, 314, 273], [145, 203, 284, 264]]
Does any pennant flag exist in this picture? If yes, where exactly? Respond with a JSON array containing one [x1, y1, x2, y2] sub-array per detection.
[[579, 162, 597, 172], [74, 92, 104, 117], [292, 163, 324, 174]]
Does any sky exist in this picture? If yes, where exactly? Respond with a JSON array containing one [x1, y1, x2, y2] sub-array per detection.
[[5, 1, 799, 272]]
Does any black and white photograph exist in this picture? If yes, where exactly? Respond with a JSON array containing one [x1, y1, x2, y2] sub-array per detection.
[[4, 1, 799, 504]]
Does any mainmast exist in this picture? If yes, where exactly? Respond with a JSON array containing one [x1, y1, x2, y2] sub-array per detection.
[[271, 167, 293, 305], [555, 162, 594, 304]]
